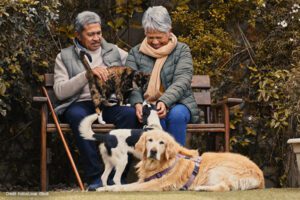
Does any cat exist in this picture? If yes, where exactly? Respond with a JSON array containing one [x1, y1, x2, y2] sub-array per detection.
[[79, 51, 149, 124]]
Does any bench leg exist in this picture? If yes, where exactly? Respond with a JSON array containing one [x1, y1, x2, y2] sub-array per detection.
[[40, 104, 47, 191], [185, 132, 192, 148], [224, 104, 230, 152]]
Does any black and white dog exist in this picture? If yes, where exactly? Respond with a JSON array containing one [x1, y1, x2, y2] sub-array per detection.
[[79, 103, 162, 186]]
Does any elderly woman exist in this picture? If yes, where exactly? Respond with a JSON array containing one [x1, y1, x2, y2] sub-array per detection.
[[126, 6, 200, 145]]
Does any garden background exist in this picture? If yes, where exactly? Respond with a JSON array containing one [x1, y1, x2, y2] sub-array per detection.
[[0, 0, 299, 191]]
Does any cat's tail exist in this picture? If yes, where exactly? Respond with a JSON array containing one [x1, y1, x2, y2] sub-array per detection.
[[79, 113, 99, 141]]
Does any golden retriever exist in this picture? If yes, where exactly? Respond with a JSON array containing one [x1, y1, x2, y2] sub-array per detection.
[[97, 130, 264, 192]]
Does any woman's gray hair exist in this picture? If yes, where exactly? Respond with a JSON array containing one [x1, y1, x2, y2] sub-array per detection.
[[74, 11, 101, 33], [142, 6, 172, 33]]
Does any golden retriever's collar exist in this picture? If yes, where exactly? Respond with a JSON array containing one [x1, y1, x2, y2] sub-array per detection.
[[144, 156, 179, 182]]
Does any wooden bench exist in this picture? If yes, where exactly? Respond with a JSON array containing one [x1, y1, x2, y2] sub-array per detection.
[[33, 73, 242, 191]]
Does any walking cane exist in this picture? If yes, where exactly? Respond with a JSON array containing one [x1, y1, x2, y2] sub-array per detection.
[[41, 86, 85, 191]]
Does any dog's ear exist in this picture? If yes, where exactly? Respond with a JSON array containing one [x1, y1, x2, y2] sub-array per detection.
[[142, 104, 151, 124], [135, 133, 147, 158], [164, 137, 179, 160]]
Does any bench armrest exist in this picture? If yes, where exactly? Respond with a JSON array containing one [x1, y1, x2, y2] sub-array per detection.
[[213, 98, 243, 108], [33, 96, 47, 103]]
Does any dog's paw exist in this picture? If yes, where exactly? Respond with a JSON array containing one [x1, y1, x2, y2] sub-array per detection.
[[96, 185, 121, 192], [98, 120, 106, 124], [96, 186, 108, 192], [97, 115, 106, 124]]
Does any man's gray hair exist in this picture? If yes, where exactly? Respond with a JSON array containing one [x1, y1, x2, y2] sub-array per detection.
[[74, 11, 101, 33], [142, 6, 172, 33]]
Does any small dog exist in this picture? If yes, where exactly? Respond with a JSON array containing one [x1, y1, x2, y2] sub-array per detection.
[[80, 51, 149, 124], [97, 130, 264, 192], [79, 103, 163, 186]]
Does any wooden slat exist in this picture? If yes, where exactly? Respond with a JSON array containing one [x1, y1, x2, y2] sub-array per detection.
[[187, 124, 224, 128], [33, 96, 47, 102], [187, 128, 225, 133], [47, 123, 116, 133], [191, 75, 210, 89], [44, 74, 54, 87], [42, 73, 213, 105], [194, 91, 211, 106], [187, 124, 225, 132], [47, 123, 224, 133]]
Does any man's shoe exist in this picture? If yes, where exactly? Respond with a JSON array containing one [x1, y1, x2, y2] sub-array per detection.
[[107, 178, 115, 186], [121, 177, 127, 185], [87, 177, 103, 191]]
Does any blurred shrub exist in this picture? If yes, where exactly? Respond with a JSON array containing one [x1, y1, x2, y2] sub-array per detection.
[[0, 0, 60, 119], [172, 0, 300, 186], [0, 0, 60, 189]]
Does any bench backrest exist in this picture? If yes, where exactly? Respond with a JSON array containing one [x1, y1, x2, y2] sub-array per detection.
[[191, 75, 211, 106], [43, 73, 211, 106]]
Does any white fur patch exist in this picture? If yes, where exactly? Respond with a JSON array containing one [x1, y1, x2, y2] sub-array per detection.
[[79, 113, 98, 140], [98, 113, 106, 124]]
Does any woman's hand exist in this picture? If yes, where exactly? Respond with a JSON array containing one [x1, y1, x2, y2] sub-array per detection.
[[135, 103, 143, 123], [157, 101, 167, 118], [89, 66, 109, 81]]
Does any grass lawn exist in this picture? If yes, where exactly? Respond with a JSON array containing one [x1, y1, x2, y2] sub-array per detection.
[[1, 189, 300, 200]]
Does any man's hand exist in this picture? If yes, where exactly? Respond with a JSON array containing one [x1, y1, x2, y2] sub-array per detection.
[[135, 103, 143, 123], [89, 66, 109, 81], [157, 101, 167, 118]]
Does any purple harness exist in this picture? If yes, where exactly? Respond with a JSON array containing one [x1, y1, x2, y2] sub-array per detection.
[[179, 155, 202, 190], [144, 154, 202, 190], [144, 156, 179, 182]]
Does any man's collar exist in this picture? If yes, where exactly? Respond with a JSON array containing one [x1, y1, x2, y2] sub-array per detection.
[[73, 37, 113, 61], [73, 38, 92, 62]]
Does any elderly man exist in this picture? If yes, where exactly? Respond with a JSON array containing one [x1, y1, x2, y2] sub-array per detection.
[[53, 11, 139, 190]]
